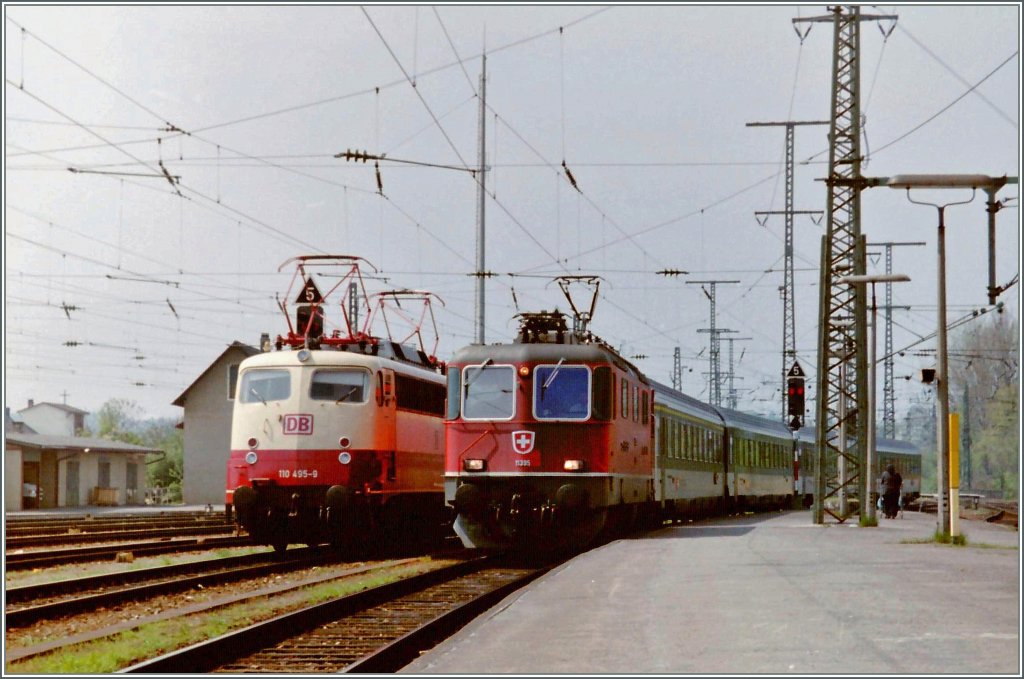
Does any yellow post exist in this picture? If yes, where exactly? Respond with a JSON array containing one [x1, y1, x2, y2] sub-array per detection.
[[949, 413, 960, 537]]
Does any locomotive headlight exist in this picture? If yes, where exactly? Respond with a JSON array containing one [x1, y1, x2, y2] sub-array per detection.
[[297, 349, 311, 362], [338, 436, 351, 449], [563, 459, 585, 472], [245, 451, 258, 465], [463, 458, 487, 472], [247, 437, 259, 450], [338, 452, 352, 465], [518, 365, 530, 377]]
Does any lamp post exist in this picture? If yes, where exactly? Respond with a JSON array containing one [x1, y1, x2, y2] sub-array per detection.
[[825, 172, 1016, 535], [888, 174, 999, 536], [839, 273, 911, 522]]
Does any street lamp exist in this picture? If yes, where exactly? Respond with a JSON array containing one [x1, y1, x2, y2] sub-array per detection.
[[838, 273, 911, 522], [888, 174, 997, 536]]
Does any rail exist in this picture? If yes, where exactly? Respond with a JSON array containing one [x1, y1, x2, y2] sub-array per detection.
[[121, 556, 550, 673]]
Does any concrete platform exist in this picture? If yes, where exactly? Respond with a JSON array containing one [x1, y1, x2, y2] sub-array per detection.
[[405, 509, 1020, 674]]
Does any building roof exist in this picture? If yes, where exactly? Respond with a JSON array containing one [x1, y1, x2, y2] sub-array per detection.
[[19, 402, 89, 416], [5, 432, 162, 455], [172, 341, 259, 407], [4, 408, 37, 435]]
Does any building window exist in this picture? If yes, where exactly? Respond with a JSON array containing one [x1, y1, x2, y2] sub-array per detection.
[[228, 363, 240, 400]]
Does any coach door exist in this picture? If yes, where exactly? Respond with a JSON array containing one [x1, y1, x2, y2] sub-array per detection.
[[377, 368, 397, 467]]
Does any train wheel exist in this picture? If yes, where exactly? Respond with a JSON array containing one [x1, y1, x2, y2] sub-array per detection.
[[272, 538, 288, 554]]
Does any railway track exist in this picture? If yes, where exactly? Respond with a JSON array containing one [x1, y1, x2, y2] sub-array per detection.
[[4, 535, 250, 570], [4, 515, 231, 539], [5, 548, 328, 628], [123, 557, 550, 674], [5, 524, 237, 549]]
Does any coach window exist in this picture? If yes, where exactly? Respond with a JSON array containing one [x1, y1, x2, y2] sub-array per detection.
[[534, 364, 591, 420], [310, 369, 369, 403], [240, 369, 291, 403], [463, 364, 515, 420], [396, 374, 446, 416]]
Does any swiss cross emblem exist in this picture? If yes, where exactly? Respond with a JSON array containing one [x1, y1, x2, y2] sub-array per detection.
[[512, 430, 535, 455]]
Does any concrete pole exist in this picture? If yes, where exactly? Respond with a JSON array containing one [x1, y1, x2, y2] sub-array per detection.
[[866, 283, 878, 521], [474, 55, 487, 344], [935, 206, 950, 536]]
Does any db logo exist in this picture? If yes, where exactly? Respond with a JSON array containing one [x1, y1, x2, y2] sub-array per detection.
[[512, 430, 535, 454], [283, 414, 314, 435]]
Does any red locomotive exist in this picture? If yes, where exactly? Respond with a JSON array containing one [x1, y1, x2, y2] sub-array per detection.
[[444, 278, 655, 551]]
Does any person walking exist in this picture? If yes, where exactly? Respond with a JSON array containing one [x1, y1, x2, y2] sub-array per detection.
[[880, 464, 903, 519]]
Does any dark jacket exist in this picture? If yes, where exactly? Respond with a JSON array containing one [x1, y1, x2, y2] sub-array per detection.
[[881, 465, 902, 492]]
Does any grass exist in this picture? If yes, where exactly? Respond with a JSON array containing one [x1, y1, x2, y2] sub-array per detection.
[[900, 530, 969, 546], [859, 515, 879, 528], [6, 558, 449, 674]]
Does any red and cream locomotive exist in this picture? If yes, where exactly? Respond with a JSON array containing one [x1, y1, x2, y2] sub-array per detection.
[[227, 256, 447, 552], [445, 278, 655, 551]]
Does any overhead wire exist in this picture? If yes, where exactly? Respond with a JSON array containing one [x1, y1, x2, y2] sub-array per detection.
[[896, 23, 1016, 127]]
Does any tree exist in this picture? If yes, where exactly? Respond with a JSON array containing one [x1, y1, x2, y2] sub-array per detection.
[[83, 398, 144, 444], [140, 420, 184, 503], [969, 382, 1019, 499], [948, 310, 1019, 497], [82, 399, 184, 502]]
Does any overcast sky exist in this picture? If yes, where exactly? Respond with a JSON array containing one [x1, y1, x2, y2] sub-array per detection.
[[4, 4, 1020, 423]]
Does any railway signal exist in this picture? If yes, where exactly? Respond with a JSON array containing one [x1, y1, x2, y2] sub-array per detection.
[[787, 361, 805, 430]]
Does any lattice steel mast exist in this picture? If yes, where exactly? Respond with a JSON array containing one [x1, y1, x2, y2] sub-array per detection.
[[672, 347, 684, 391], [725, 336, 753, 410], [689, 280, 739, 406], [795, 6, 897, 524], [747, 120, 827, 422], [872, 241, 924, 437]]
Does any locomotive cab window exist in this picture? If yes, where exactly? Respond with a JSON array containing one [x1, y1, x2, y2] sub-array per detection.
[[462, 364, 515, 420], [310, 369, 369, 403], [240, 369, 291, 403], [534, 364, 591, 420]]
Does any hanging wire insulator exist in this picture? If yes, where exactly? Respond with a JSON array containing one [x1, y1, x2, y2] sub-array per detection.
[[562, 160, 580, 192]]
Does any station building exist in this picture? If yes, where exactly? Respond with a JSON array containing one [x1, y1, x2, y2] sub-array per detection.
[[173, 341, 259, 506]]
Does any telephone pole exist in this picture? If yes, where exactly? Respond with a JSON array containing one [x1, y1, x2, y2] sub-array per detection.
[[747, 120, 826, 422], [795, 5, 897, 524], [688, 280, 739, 407]]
